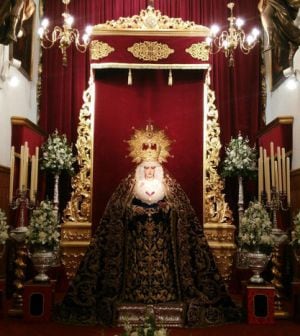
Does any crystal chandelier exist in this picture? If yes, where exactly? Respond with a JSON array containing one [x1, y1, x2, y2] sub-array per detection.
[[207, 2, 260, 66], [38, 0, 92, 66]]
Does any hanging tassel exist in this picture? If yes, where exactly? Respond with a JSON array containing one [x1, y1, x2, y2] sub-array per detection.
[[128, 68, 132, 85], [168, 69, 173, 86]]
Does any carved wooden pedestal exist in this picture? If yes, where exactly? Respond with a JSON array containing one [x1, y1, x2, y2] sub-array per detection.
[[246, 283, 275, 324], [115, 303, 186, 327], [23, 280, 56, 322]]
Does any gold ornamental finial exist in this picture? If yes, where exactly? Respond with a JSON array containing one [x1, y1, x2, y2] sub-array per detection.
[[127, 122, 172, 164]]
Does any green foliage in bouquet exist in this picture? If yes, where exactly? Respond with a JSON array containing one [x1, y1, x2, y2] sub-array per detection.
[[291, 210, 300, 247], [26, 200, 60, 249], [0, 208, 9, 244], [40, 129, 76, 175], [238, 201, 274, 254], [222, 133, 257, 178]]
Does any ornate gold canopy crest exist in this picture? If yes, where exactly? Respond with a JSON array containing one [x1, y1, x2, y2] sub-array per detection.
[[127, 123, 171, 163]]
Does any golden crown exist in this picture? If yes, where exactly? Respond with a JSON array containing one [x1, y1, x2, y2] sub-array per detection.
[[127, 123, 172, 163]]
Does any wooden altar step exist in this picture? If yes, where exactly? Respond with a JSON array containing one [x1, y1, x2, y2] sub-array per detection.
[[115, 302, 186, 327]]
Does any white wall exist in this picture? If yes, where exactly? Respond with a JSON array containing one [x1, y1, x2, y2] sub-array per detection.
[[0, 0, 40, 168], [265, 47, 300, 170]]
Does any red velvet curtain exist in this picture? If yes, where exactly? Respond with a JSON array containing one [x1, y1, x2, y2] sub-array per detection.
[[39, 0, 262, 221], [93, 69, 204, 223]]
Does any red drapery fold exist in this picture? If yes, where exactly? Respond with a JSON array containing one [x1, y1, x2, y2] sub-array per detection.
[[40, 0, 262, 223]]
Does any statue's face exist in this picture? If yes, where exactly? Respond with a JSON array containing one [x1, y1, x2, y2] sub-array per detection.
[[143, 165, 156, 179]]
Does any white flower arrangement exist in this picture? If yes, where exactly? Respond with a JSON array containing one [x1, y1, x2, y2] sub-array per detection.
[[222, 133, 257, 178], [238, 201, 274, 254], [40, 129, 76, 175], [291, 210, 300, 247], [123, 312, 167, 336], [26, 200, 60, 249], [0, 208, 9, 245]]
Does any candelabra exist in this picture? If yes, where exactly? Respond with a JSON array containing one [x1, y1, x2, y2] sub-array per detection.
[[262, 188, 289, 317], [38, 0, 92, 66], [8, 188, 35, 316], [206, 2, 260, 66]]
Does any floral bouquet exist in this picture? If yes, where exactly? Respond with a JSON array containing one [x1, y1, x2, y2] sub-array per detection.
[[238, 201, 274, 254], [0, 208, 9, 245], [26, 200, 60, 249], [40, 129, 76, 175], [222, 133, 257, 178], [291, 210, 300, 247], [123, 312, 167, 336]]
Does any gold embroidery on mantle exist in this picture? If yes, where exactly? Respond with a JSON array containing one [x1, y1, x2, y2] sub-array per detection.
[[93, 6, 209, 34], [186, 42, 210, 61], [203, 69, 236, 282], [90, 41, 115, 60], [128, 41, 174, 61]]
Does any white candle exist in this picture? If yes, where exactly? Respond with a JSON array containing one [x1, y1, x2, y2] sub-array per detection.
[[266, 157, 271, 202], [19, 145, 24, 190], [270, 142, 275, 188], [258, 157, 263, 202], [30, 155, 35, 202], [282, 148, 286, 193], [277, 146, 282, 192], [9, 146, 15, 203], [263, 149, 271, 201], [286, 157, 291, 206], [274, 161, 278, 193], [34, 146, 39, 197], [23, 142, 29, 190]]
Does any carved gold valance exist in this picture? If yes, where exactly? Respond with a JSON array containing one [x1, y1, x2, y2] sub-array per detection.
[[93, 5, 209, 35], [90, 41, 115, 60], [128, 41, 174, 61], [186, 42, 210, 61]]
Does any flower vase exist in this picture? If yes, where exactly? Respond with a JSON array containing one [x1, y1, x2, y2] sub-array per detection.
[[31, 247, 55, 282], [247, 251, 271, 283]]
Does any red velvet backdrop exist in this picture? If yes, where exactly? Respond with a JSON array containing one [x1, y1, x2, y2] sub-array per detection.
[[93, 69, 204, 223], [40, 0, 262, 226]]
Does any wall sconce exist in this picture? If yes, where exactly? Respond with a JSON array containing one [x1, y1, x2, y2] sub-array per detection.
[[283, 66, 300, 90]]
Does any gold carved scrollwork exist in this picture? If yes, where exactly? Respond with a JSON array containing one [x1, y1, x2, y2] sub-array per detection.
[[204, 70, 236, 282], [63, 78, 93, 223], [90, 41, 115, 60], [128, 41, 174, 61], [60, 77, 94, 279], [94, 6, 209, 33], [185, 42, 210, 61]]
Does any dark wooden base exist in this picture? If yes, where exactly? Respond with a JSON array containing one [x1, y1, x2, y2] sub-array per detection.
[[115, 302, 186, 327], [246, 283, 275, 324], [23, 280, 56, 322]]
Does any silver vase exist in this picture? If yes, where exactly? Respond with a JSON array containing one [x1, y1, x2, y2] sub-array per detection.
[[247, 251, 271, 283], [31, 248, 55, 282]]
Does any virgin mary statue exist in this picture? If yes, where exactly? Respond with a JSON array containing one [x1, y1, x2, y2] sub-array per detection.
[[56, 123, 241, 326]]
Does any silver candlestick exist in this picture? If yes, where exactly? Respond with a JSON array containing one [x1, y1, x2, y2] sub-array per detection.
[[262, 187, 289, 318], [8, 187, 35, 316]]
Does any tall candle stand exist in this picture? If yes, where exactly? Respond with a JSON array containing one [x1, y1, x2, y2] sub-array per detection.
[[263, 188, 289, 318], [8, 188, 35, 317]]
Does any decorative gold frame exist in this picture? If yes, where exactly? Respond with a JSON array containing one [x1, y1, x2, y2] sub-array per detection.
[[60, 6, 236, 281]]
